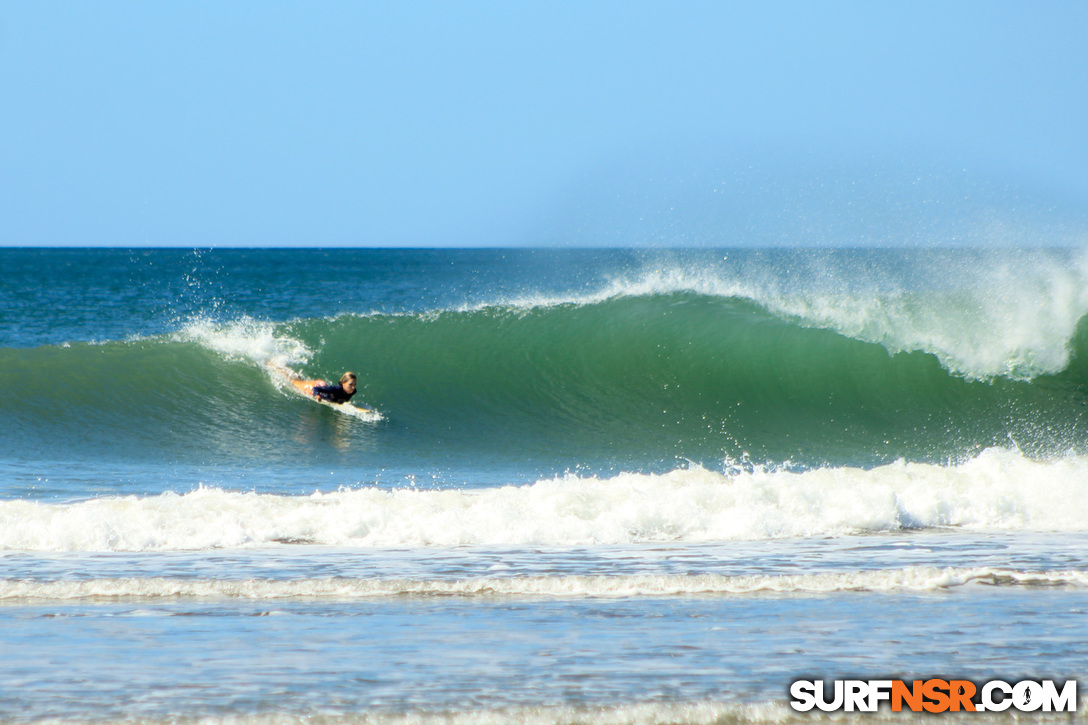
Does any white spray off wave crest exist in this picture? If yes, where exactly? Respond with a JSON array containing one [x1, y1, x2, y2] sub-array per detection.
[[3, 448, 1088, 552], [173, 316, 313, 370], [169, 251, 1088, 382], [773, 252, 1088, 381], [578, 249, 1088, 381]]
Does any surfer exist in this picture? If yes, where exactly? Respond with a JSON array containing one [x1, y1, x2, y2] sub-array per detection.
[[270, 365, 359, 404], [309, 372, 357, 404]]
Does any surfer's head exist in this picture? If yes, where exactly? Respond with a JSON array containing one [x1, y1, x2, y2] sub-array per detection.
[[340, 372, 357, 393]]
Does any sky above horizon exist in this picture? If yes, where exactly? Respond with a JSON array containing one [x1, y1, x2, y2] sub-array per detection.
[[2, 1, 1086, 247]]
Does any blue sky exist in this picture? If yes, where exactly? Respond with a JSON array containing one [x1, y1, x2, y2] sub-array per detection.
[[1, 1, 1086, 247]]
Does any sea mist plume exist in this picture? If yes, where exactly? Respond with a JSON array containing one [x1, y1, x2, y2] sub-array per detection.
[[538, 147, 1088, 248]]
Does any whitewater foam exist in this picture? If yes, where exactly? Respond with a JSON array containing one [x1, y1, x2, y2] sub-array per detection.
[[7, 701, 1084, 725], [4, 567, 1085, 601], [0, 702, 801, 725], [3, 448, 1086, 552]]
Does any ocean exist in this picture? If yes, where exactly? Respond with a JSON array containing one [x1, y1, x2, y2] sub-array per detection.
[[2, 247, 1088, 723]]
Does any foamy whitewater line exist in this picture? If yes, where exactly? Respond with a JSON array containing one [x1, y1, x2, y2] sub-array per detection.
[[4, 567, 1085, 601], [0, 703, 800, 725], [3, 448, 1088, 552], [16, 701, 1088, 725]]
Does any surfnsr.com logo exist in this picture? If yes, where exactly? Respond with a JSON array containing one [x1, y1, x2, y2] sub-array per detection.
[[790, 679, 1077, 713]]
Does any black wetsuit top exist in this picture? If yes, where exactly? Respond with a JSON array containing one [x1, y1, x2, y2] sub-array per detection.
[[311, 384, 355, 404]]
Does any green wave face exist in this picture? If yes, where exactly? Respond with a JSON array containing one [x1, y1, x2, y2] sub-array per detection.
[[4, 293, 1088, 473]]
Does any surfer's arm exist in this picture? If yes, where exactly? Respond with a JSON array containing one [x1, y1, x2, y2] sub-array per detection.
[[310, 384, 335, 401], [311, 383, 354, 404]]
